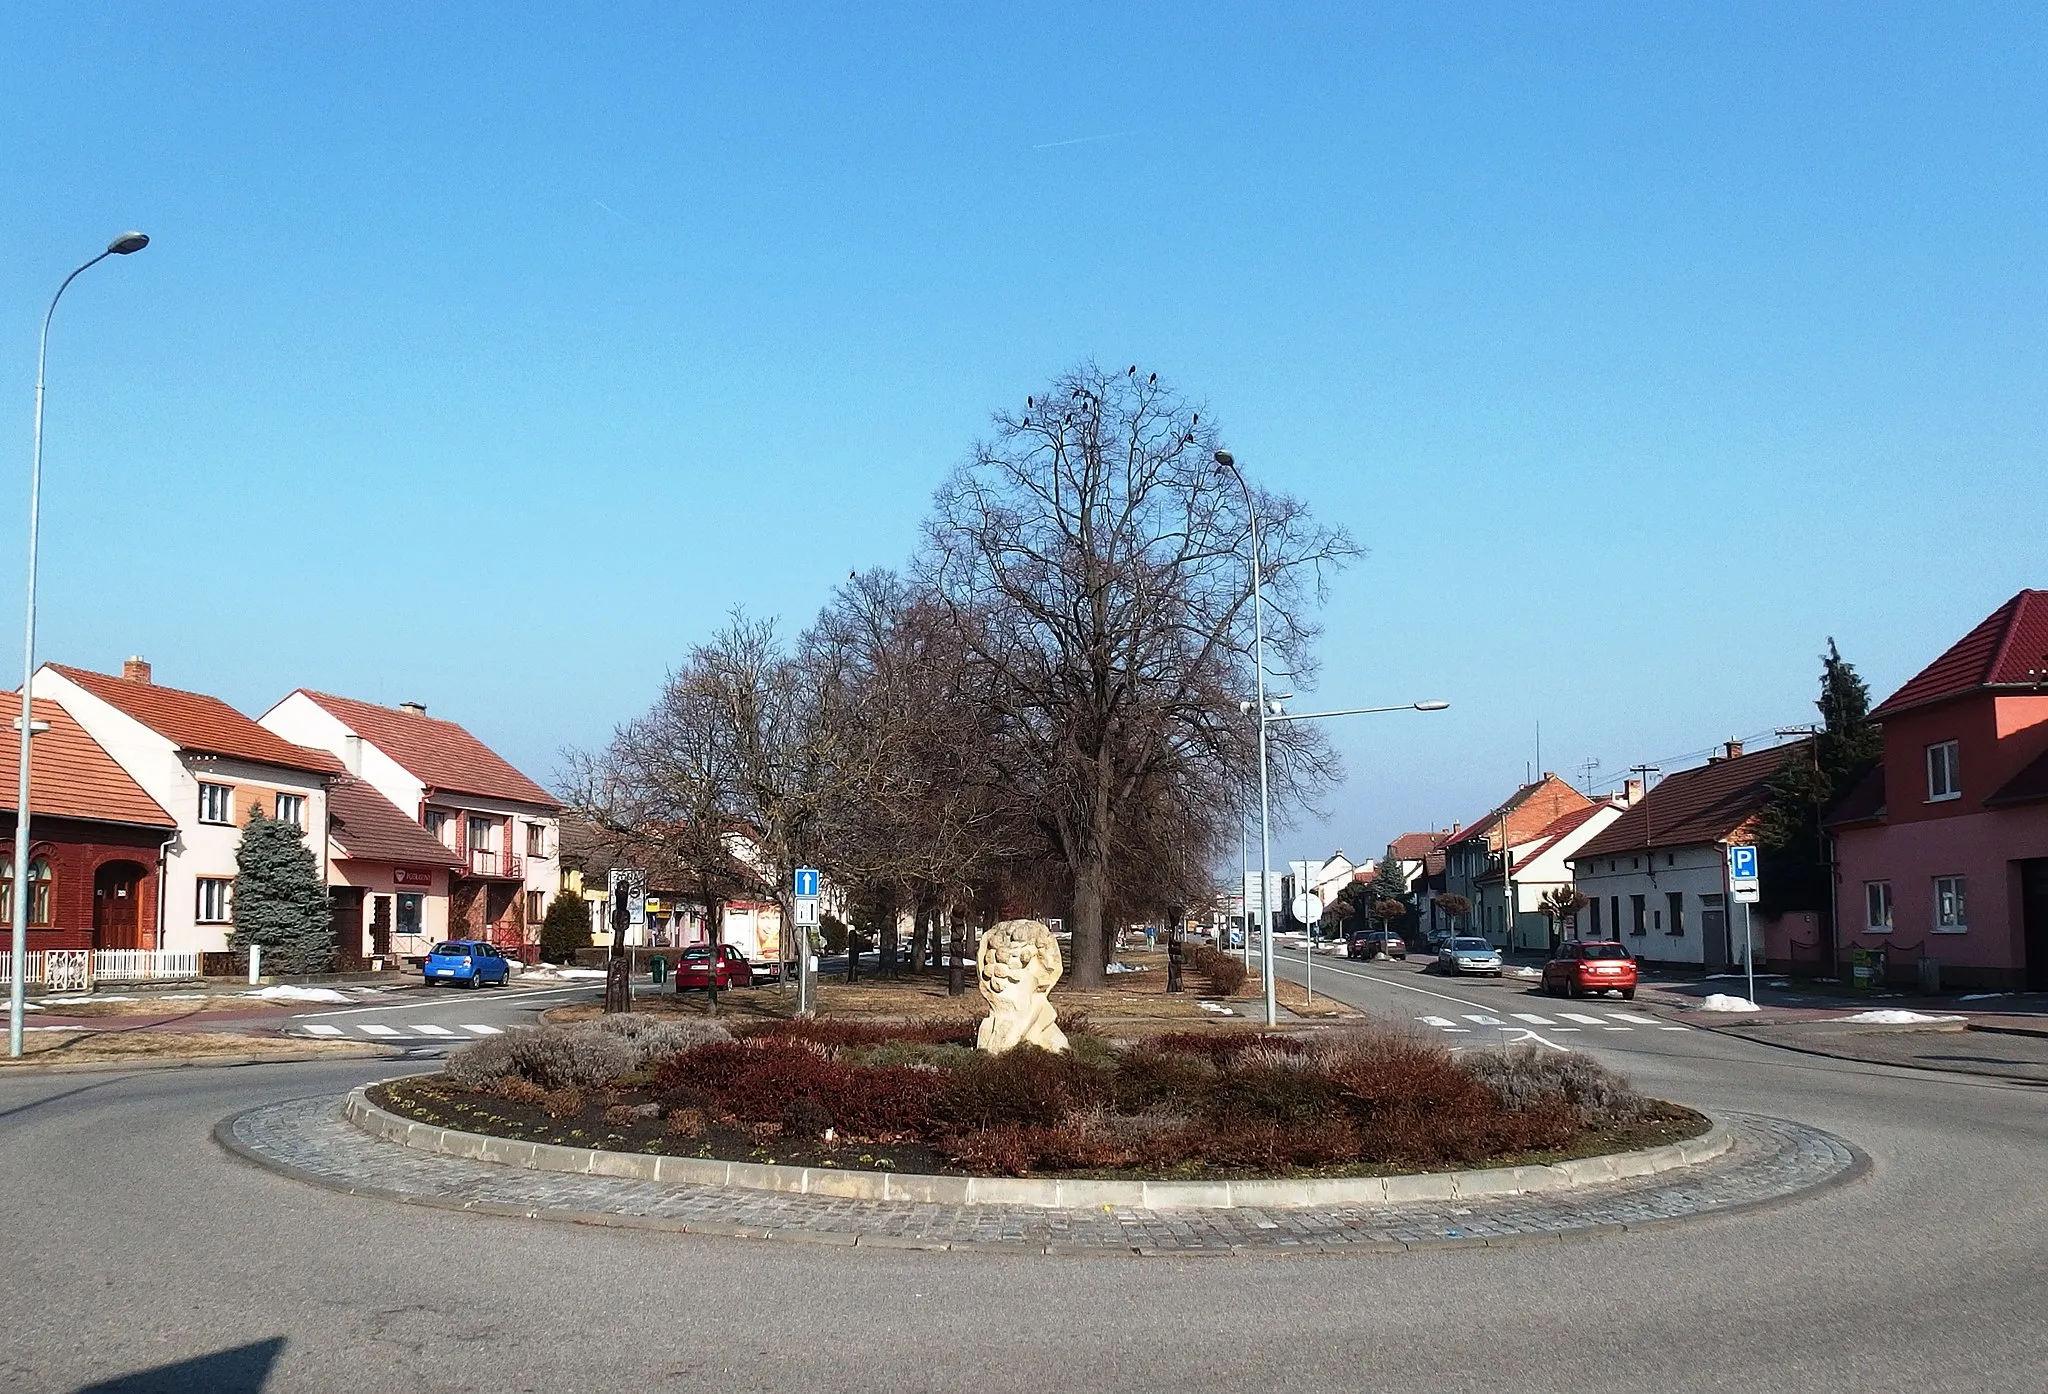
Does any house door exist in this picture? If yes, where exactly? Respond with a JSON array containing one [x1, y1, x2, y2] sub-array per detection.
[[329, 888, 367, 970], [93, 862, 147, 951], [1702, 899, 1731, 973], [2021, 860, 2048, 993], [368, 895, 392, 958]]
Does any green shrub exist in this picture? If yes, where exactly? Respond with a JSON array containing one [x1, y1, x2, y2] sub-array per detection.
[[538, 892, 594, 963]]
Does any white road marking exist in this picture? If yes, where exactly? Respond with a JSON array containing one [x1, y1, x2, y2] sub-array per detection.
[[1603, 1026, 1632, 1031], [1660, 1025, 1691, 1032], [284, 982, 602, 1022], [358, 1024, 402, 1037], [1462, 1014, 1503, 1026], [1510, 1013, 1556, 1025], [412, 1025, 458, 1037], [1561, 1013, 1606, 1025], [461, 1024, 501, 1034], [1610, 1013, 1659, 1025], [300, 1024, 343, 1036], [1421, 1015, 1458, 1027], [1553, 1027, 1582, 1032]]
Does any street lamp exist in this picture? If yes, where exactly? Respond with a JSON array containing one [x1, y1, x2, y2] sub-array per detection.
[[9, 232, 149, 1059]]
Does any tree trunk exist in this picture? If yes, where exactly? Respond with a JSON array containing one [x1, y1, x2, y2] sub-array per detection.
[[946, 901, 967, 996], [879, 890, 899, 978], [1065, 851, 1112, 990]]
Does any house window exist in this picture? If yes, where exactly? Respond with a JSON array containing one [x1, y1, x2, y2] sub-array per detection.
[[23, 858, 53, 926], [198, 782, 234, 824], [1865, 881, 1893, 932], [1587, 898, 1601, 936], [1926, 741, 1960, 802], [275, 793, 306, 829], [1630, 894, 1647, 936], [526, 889, 545, 923], [424, 809, 449, 844], [196, 877, 233, 923], [1610, 896, 1621, 938], [525, 822, 547, 857], [467, 816, 496, 853], [396, 893, 423, 938], [1933, 876, 1967, 931], [1667, 891, 1685, 936], [0, 859, 10, 922]]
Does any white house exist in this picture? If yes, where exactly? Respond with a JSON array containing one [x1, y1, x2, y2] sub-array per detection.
[[34, 660, 334, 954], [259, 690, 561, 958], [1474, 800, 1626, 952]]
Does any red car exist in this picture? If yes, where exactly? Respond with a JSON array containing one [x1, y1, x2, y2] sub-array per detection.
[[1541, 941, 1638, 999], [673, 944, 755, 992]]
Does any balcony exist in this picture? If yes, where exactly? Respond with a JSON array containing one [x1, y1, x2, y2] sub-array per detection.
[[462, 848, 525, 881]]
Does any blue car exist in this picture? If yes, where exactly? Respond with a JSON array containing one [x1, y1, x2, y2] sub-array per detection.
[[423, 940, 512, 988]]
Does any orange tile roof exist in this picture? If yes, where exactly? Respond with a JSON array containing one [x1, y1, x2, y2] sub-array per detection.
[[327, 774, 464, 869], [1874, 589, 2048, 717], [0, 697, 175, 828], [293, 691, 558, 808], [49, 665, 340, 775]]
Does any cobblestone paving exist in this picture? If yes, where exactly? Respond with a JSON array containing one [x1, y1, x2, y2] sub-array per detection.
[[221, 1098, 1862, 1256]]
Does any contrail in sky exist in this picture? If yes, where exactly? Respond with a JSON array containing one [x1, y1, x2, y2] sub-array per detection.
[[1030, 130, 1138, 150]]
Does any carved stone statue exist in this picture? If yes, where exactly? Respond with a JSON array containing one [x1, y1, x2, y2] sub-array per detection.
[[974, 919, 1069, 1054]]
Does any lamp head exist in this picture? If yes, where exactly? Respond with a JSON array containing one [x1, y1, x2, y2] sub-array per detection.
[[107, 231, 150, 255], [1212, 450, 1234, 470], [1414, 700, 1451, 712]]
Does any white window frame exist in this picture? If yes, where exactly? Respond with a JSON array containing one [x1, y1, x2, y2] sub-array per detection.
[[196, 877, 233, 924], [1926, 741, 1961, 803], [1933, 875, 1968, 932], [1864, 880, 1893, 933], [525, 821, 548, 857], [274, 792, 306, 830], [198, 782, 234, 825]]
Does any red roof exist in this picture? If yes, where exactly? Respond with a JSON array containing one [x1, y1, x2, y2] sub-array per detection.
[[49, 665, 339, 775], [0, 697, 176, 828], [326, 775, 464, 869], [1448, 775, 1592, 850], [1387, 831, 1440, 862], [1513, 801, 1616, 861], [292, 691, 558, 808], [1575, 741, 1806, 858], [1873, 590, 2048, 717]]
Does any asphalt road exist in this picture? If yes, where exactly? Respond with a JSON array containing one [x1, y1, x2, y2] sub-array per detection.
[[274, 977, 608, 1052], [3, 966, 2045, 1393]]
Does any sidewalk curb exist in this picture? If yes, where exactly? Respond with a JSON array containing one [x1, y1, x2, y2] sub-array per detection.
[[2, 1045, 406, 1076]]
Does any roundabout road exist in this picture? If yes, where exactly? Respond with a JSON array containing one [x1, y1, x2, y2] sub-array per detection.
[[2, 978, 2044, 1392]]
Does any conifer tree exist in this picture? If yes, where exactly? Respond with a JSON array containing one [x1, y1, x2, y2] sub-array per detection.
[[1759, 639, 1882, 917], [538, 889, 594, 963], [229, 809, 335, 974]]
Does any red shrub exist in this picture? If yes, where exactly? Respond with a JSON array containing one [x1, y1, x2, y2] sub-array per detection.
[[737, 1018, 969, 1049], [653, 1039, 936, 1139], [936, 1046, 1111, 1131], [1152, 1031, 1304, 1060]]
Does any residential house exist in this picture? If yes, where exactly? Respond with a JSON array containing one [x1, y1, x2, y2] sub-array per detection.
[[1474, 800, 1627, 952], [1568, 741, 1812, 970], [1441, 774, 1594, 945], [0, 696, 177, 955], [34, 660, 336, 954], [1388, 830, 1457, 939], [259, 691, 562, 959], [324, 774, 465, 965], [1828, 590, 2048, 990]]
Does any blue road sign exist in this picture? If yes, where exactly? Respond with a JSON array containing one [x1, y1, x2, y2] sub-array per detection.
[[794, 867, 820, 899], [1728, 845, 1759, 883]]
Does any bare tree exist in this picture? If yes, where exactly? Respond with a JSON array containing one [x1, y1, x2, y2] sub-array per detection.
[[919, 363, 1356, 987]]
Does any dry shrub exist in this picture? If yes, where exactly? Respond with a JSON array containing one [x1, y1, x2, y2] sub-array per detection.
[[1109, 1045, 1220, 1110], [738, 1018, 968, 1049], [1463, 1046, 1645, 1128], [654, 1039, 937, 1139], [848, 1039, 979, 1072], [539, 1086, 584, 1118], [587, 1012, 733, 1060], [443, 1024, 635, 1091], [1184, 945, 1249, 995], [603, 1104, 642, 1128], [491, 1076, 550, 1107], [665, 1106, 706, 1139], [1152, 1031, 1302, 1060]]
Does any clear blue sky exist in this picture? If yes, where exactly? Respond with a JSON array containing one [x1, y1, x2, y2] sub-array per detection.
[[4, 4, 2044, 863]]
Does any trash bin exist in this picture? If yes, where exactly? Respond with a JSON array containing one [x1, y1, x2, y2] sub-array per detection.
[[649, 956, 667, 985], [1917, 956, 1941, 996]]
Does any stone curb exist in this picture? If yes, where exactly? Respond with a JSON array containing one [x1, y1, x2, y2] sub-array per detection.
[[0, 1046, 404, 1076], [342, 1079, 1732, 1211]]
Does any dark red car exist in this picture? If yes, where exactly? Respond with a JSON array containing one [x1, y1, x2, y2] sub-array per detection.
[[673, 944, 755, 992], [1540, 941, 1638, 999]]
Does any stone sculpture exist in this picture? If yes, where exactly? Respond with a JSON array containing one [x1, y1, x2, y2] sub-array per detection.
[[974, 918, 1069, 1054]]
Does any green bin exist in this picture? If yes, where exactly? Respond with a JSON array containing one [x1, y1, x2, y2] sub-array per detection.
[[649, 955, 668, 984]]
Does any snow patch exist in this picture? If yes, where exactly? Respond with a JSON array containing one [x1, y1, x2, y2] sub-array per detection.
[[1198, 1001, 1236, 1016], [1837, 1009, 1966, 1025], [242, 985, 352, 1003], [1959, 993, 2010, 1001], [1104, 962, 1148, 974], [522, 967, 608, 980], [1510, 967, 1542, 979], [38, 994, 138, 1004], [1698, 993, 1762, 1013]]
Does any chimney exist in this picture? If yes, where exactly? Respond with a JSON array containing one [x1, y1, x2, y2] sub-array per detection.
[[343, 733, 363, 775], [1724, 739, 1744, 761], [1623, 777, 1644, 806], [399, 701, 427, 717], [121, 656, 151, 684]]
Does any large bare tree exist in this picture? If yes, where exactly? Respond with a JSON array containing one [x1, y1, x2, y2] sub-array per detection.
[[918, 363, 1355, 987]]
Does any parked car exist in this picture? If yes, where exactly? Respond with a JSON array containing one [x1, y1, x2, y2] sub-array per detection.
[[423, 940, 512, 988], [1541, 940, 1639, 999], [1426, 928, 1457, 951], [673, 943, 755, 992], [1347, 929, 1407, 960], [1435, 936, 1504, 976]]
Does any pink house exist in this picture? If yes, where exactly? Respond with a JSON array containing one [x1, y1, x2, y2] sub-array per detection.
[[1829, 590, 2048, 990]]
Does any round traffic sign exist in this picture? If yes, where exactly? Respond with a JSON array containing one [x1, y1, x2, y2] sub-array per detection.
[[1290, 893, 1324, 924]]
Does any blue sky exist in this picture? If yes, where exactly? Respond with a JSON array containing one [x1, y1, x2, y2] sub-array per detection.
[[3, 4, 2044, 862]]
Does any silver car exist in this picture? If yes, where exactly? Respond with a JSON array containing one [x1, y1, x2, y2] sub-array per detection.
[[1436, 936, 1504, 976]]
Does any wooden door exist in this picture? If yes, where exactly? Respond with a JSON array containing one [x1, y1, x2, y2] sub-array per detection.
[[369, 895, 392, 957], [329, 888, 367, 970], [93, 862, 145, 951]]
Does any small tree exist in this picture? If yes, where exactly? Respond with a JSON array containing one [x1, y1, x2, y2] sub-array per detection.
[[229, 809, 334, 974], [1540, 886, 1589, 950], [538, 890, 593, 964], [1434, 893, 1472, 928]]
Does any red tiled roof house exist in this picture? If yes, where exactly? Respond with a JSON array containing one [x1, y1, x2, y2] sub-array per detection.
[[260, 691, 561, 960], [1827, 591, 2048, 991], [0, 697, 177, 955], [34, 660, 337, 955]]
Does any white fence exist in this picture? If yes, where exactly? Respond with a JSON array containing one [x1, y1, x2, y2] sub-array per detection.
[[0, 949, 202, 988]]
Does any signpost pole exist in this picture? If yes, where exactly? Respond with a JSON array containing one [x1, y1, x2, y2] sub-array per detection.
[[1727, 843, 1761, 1005]]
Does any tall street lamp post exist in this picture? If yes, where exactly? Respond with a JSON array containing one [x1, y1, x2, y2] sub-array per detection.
[[9, 231, 149, 1059]]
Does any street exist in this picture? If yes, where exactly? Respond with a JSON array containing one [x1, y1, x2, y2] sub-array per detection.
[[272, 976, 607, 1051], [4, 976, 2045, 1393]]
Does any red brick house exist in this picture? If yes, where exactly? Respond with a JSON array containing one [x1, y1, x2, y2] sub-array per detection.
[[0, 697, 177, 953], [1830, 590, 2048, 990]]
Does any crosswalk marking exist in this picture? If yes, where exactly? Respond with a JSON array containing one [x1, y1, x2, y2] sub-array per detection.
[[1410, 1007, 1679, 1041], [358, 1024, 402, 1037], [1462, 1014, 1502, 1026], [1510, 1012, 1555, 1026], [1560, 1013, 1606, 1025], [1611, 1013, 1659, 1025], [412, 1025, 458, 1037], [301, 1024, 343, 1036], [1421, 1015, 1457, 1028], [1660, 1025, 1691, 1032], [460, 1024, 501, 1035]]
